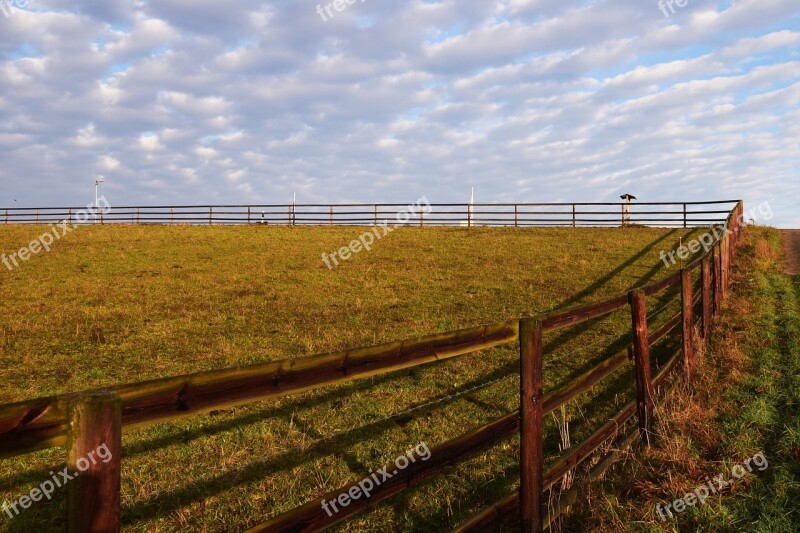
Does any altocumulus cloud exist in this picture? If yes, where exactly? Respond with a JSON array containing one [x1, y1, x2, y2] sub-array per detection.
[[0, 0, 798, 226]]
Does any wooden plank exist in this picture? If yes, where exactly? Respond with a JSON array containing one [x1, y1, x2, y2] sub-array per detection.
[[648, 312, 681, 346], [642, 271, 680, 296], [519, 319, 544, 533], [681, 269, 694, 382], [452, 493, 518, 533], [714, 243, 722, 313], [67, 392, 122, 533], [702, 257, 711, 339], [653, 349, 682, 389], [540, 294, 628, 332], [245, 410, 521, 532], [0, 321, 518, 458], [542, 400, 636, 488], [629, 290, 654, 445], [542, 349, 628, 416]]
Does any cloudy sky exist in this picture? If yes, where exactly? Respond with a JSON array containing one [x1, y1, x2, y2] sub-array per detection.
[[0, 0, 798, 226]]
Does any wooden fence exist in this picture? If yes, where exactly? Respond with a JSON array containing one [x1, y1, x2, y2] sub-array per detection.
[[0, 201, 739, 228], [0, 201, 744, 532]]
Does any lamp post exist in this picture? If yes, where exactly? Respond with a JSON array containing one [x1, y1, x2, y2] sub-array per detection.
[[95, 177, 104, 223]]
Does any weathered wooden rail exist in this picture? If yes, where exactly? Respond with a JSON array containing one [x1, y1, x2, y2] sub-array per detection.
[[0, 201, 739, 228], [0, 201, 744, 532]]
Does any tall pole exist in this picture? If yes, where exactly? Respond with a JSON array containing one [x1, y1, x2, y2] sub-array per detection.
[[469, 187, 474, 227]]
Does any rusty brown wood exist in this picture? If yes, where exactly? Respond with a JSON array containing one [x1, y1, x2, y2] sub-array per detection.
[[452, 493, 518, 533], [246, 410, 520, 532], [541, 400, 636, 488], [629, 290, 654, 445], [0, 321, 518, 458], [642, 271, 681, 296], [648, 311, 681, 346], [702, 257, 711, 339], [66, 392, 122, 533], [542, 349, 628, 416], [681, 269, 694, 382], [653, 349, 682, 389], [519, 318, 544, 533], [540, 294, 628, 332]]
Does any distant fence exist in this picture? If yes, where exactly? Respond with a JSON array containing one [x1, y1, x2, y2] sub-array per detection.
[[1, 201, 739, 228], [0, 202, 744, 532]]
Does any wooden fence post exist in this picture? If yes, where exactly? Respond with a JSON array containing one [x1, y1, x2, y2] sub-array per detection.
[[713, 245, 722, 315], [247, 207, 251, 225], [519, 318, 544, 533], [629, 290, 654, 445], [572, 204, 576, 227], [67, 391, 122, 533], [514, 205, 518, 228], [702, 257, 711, 339], [681, 269, 694, 382], [683, 203, 687, 228], [209, 207, 213, 226]]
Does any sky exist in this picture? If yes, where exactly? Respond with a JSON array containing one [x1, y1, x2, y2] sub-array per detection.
[[0, 0, 798, 226]]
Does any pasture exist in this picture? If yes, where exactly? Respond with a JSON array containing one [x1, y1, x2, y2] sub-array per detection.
[[0, 224, 706, 531]]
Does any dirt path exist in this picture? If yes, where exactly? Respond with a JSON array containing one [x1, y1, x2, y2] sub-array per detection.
[[782, 230, 800, 275]]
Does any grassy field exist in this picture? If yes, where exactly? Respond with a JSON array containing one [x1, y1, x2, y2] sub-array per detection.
[[0, 224, 707, 532], [568, 227, 800, 532]]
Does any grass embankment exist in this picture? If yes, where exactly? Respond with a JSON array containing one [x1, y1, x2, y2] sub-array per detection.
[[0, 224, 706, 532], [567, 227, 800, 532]]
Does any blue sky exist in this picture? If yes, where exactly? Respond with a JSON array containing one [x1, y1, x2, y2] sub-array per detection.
[[0, 0, 798, 226]]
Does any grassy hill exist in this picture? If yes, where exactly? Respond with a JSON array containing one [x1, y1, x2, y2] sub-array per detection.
[[0, 224, 706, 532]]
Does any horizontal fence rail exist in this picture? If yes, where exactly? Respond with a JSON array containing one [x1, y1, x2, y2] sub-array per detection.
[[0, 201, 745, 533], [0, 201, 740, 228]]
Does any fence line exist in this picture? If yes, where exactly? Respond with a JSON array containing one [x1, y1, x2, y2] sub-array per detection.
[[0, 201, 740, 228], [0, 201, 744, 532]]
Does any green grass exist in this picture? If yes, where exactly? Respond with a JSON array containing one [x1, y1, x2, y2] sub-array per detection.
[[0, 224, 707, 532], [569, 227, 800, 532]]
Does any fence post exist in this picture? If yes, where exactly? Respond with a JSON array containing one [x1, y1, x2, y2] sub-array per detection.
[[209, 207, 213, 226], [629, 290, 654, 445], [719, 236, 728, 301], [514, 205, 518, 228], [35, 209, 39, 224], [519, 318, 544, 533], [135, 208, 139, 225], [67, 391, 122, 533], [331, 206, 334, 226], [713, 245, 722, 315], [683, 203, 687, 228], [420, 207, 424, 227], [247, 207, 251, 225], [572, 204, 576, 228], [4, 208, 7, 224], [702, 257, 711, 339], [69, 208, 73, 224], [681, 269, 694, 382]]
